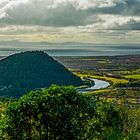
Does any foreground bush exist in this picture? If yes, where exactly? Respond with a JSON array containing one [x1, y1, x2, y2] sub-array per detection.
[[0, 85, 138, 139]]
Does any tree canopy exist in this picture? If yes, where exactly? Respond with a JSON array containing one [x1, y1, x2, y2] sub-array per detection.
[[0, 85, 130, 140]]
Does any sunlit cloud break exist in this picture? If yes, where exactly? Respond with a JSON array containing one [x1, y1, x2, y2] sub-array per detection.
[[0, 0, 140, 44]]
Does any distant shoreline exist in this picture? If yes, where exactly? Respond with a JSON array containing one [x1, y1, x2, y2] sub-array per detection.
[[0, 53, 140, 60], [0, 43, 140, 56]]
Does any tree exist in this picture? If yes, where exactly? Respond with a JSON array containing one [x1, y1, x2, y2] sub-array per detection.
[[0, 85, 130, 140], [1, 85, 96, 140]]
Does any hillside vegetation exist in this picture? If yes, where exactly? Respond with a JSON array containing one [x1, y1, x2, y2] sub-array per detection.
[[0, 51, 83, 98], [0, 85, 139, 140], [0, 54, 139, 139]]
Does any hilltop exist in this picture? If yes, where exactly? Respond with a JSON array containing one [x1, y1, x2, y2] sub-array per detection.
[[0, 51, 83, 98]]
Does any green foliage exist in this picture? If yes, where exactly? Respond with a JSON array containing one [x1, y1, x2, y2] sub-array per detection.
[[124, 74, 140, 80], [0, 85, 95, 139], [0, 85, 138, 140]]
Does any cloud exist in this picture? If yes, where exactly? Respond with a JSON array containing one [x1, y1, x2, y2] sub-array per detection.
[[0, 0, 93, 26], [97, 15, 140, 30], [0, 0, 140, 30]]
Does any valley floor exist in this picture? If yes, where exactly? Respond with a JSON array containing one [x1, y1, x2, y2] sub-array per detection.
[[55, 55, 140, 106]]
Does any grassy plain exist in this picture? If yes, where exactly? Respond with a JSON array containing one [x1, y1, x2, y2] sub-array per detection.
[[75, 73, 128, 84], [124, 74, 140, 79], [56, 55, 140, 104]]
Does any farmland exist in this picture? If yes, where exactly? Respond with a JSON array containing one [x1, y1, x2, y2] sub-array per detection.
[[56, 55, 140, 103], [124, 74, 140, 79]]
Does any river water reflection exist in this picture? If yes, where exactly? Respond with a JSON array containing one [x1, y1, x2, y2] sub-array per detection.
[[78, 78, 110, 93]]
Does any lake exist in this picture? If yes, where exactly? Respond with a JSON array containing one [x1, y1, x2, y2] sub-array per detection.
[[0, 44, 140, 56]]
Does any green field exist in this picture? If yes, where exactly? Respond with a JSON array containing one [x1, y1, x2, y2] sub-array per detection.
[[75, 72, 129, 84], [124, 74, 140, 79]]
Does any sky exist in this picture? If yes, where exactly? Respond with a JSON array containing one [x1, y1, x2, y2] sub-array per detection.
[[0, 0, 140, 44]]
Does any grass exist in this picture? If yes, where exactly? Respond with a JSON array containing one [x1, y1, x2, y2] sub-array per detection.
[[85, 89, 116, 95], [79, 58, 96, 60], [133, 69, 140, 73], [87, 88, 140, 99], [91, 89, 115, 94], [75, 72, 129, 84], [100, 76, 128, 84], [118, 69, 140, 76], [124, 74, 140, 79], [97, 60, 108, 64]]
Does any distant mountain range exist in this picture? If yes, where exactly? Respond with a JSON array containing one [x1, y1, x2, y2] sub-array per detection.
[[0, 40, 140, 47], [0, 40, 94, 46]]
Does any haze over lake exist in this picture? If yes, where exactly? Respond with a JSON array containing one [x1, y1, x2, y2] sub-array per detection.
[[0, 42, 140, 56]]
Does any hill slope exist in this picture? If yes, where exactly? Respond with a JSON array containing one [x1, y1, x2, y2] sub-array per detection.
[[0, 51, 83, 98]]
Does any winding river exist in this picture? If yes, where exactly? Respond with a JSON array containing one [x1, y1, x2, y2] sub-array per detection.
[[78, 78, 110, 93]]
